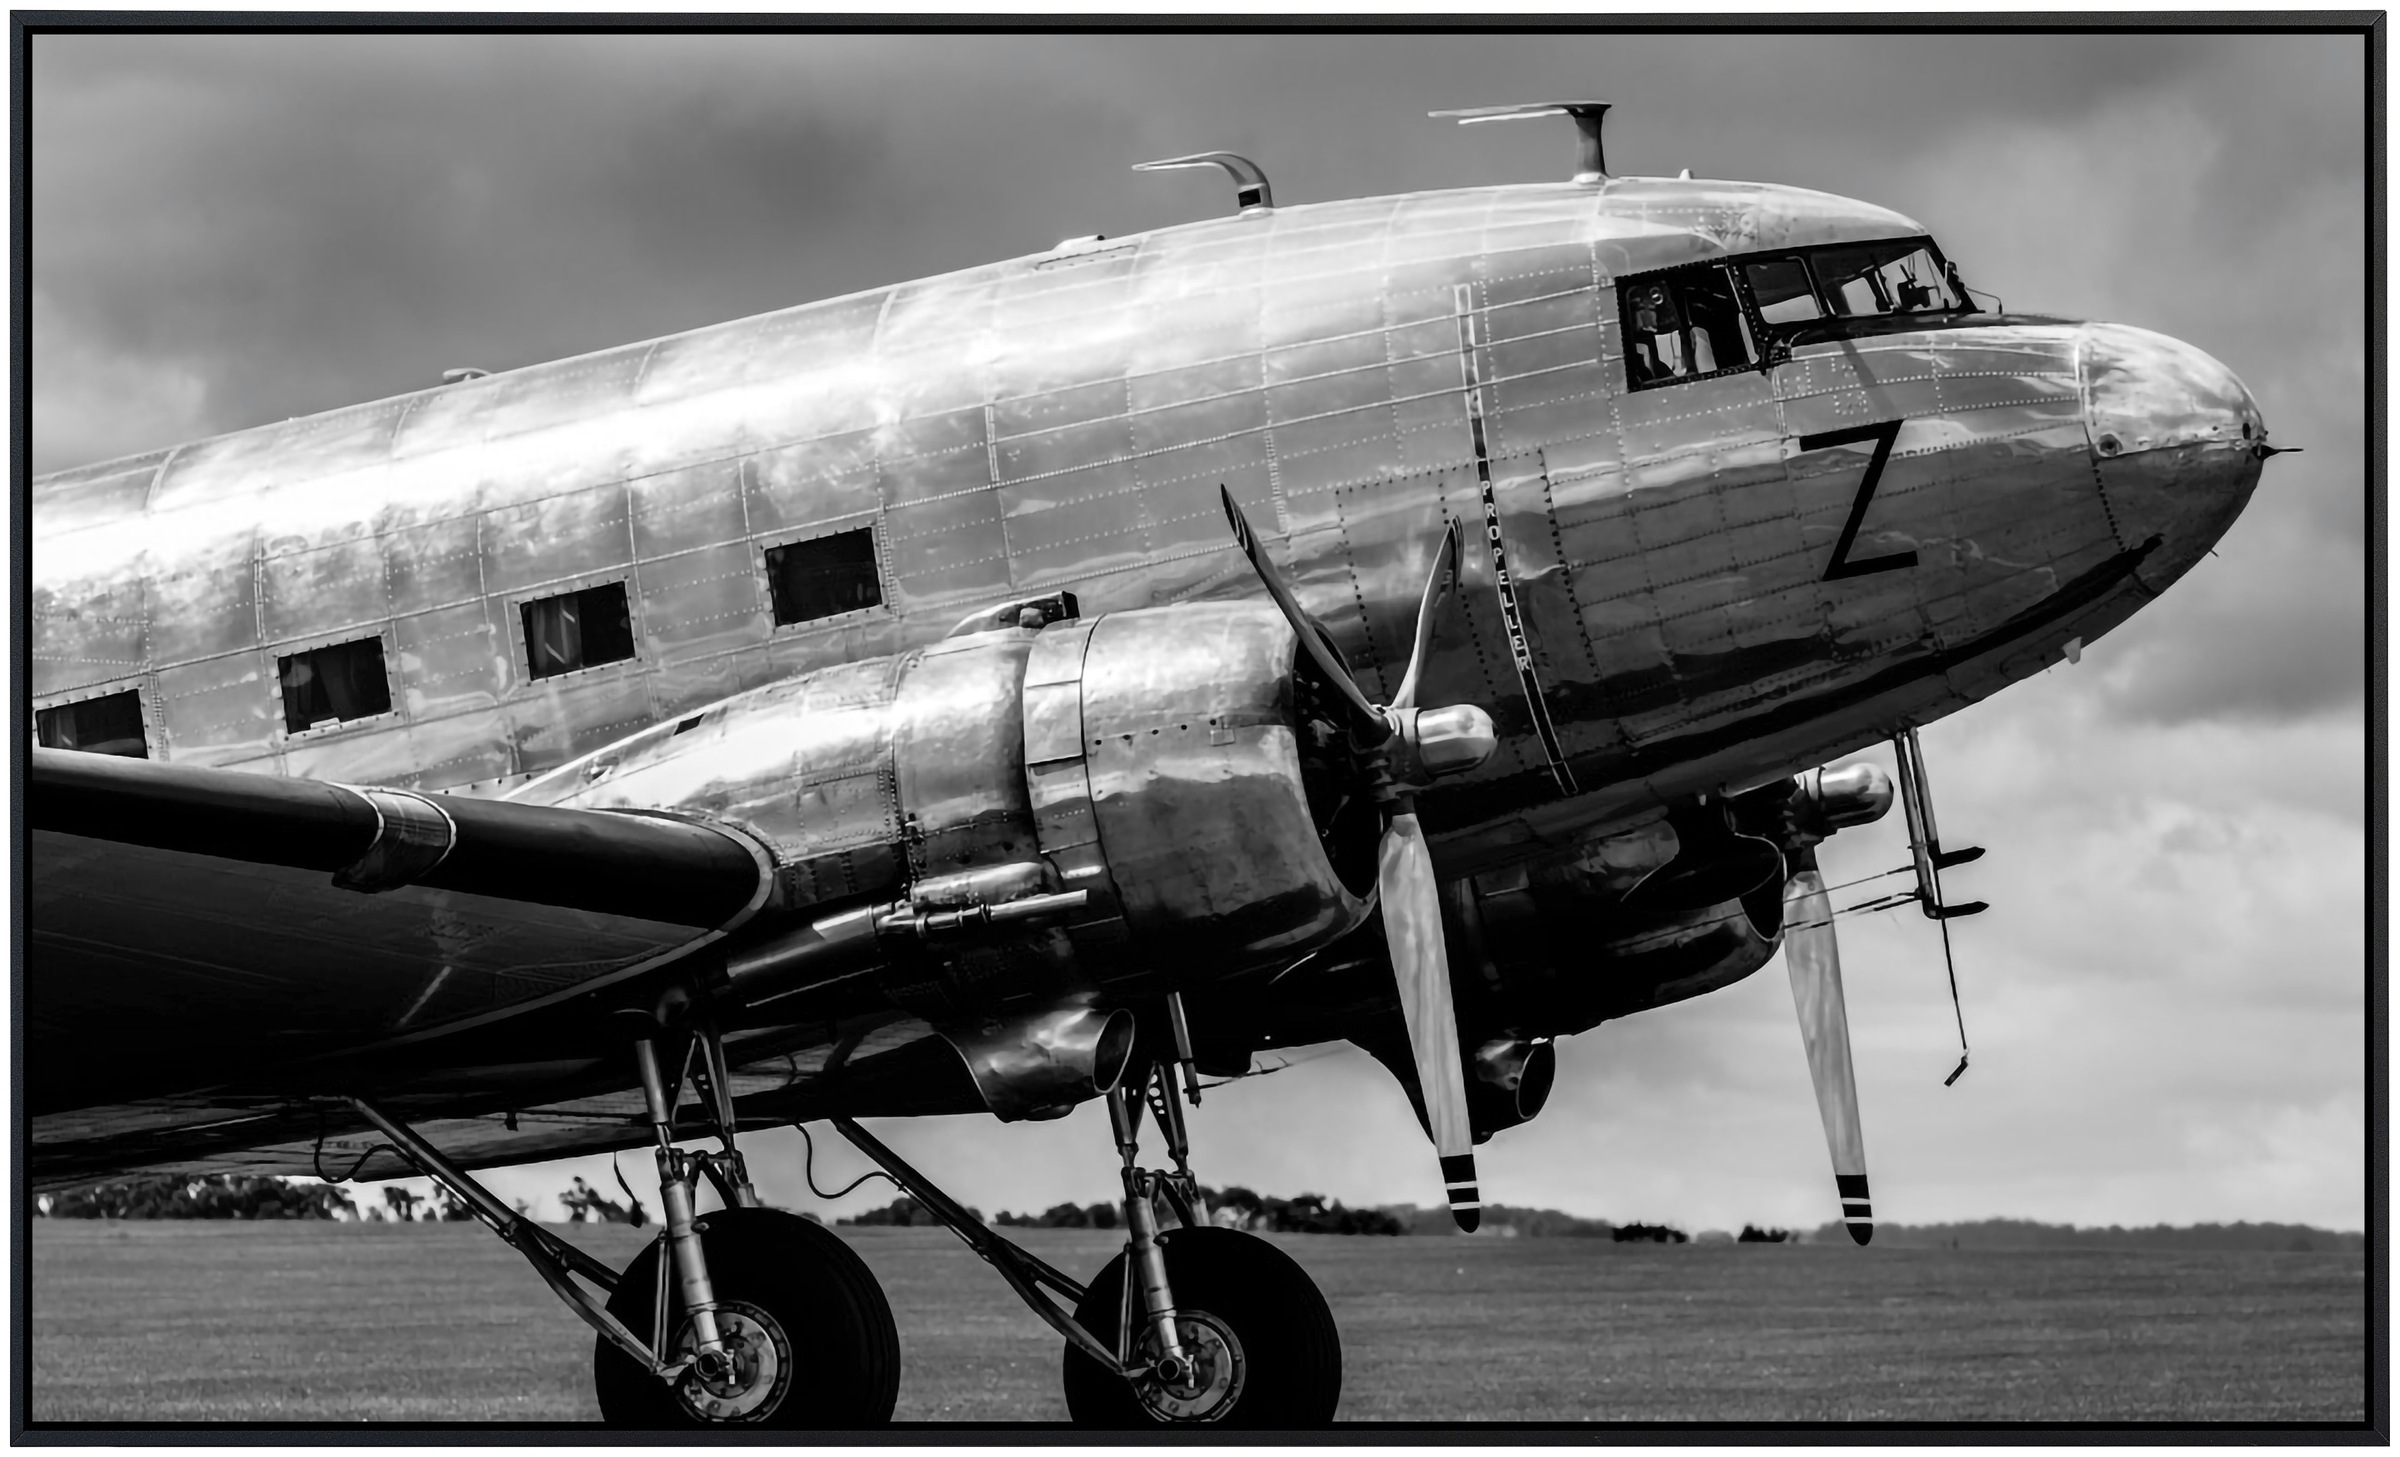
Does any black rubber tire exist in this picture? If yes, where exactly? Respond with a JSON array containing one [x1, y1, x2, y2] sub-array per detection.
[[592, 1207, 899, 1428], [1061, 1226, 1341, 1426]]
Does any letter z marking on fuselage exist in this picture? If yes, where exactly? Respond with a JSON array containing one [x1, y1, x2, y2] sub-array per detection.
[[1802, 417, 1918, 582]]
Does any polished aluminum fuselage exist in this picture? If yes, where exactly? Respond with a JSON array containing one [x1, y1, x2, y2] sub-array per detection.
[[30, 175, 2264, 1178], [33, 177, 2257, 851]]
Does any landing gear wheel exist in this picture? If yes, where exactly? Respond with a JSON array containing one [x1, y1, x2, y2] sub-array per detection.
[[593, 1206, 899, 1427], [1061, 1226, 1341, 1426]]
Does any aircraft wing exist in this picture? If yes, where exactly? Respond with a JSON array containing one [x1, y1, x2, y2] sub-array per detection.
[[28, 748, 776, 1127]]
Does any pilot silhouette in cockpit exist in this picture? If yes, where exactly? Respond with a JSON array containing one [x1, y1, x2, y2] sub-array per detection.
[[1631, 282, 1686, 381]]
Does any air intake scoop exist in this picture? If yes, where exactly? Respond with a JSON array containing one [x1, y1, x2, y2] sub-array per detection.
[[1132, 151, 1274, 215]]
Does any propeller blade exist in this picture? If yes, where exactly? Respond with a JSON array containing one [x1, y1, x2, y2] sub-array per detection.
[[1782, 846, 1872, 1246], [1219, 485, 1386, 736], [1389, 518, 1462, 712], [1378, 810, 1480, 1231]]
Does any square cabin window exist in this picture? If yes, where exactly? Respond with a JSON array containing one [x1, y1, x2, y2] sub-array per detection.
[[523, 582, 636, 680], [766, 528, 882, 626], [36, 689, 148, 757], [279, 637, 392, 733]]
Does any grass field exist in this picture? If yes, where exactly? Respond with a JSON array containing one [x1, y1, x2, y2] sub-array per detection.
[[28, 1221, 2367, 1424]]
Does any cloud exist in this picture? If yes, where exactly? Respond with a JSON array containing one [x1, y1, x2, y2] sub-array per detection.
[[31, 287, 211, 470], [1890, 42, 2366, 729], [2086, 516, 2366, 727]]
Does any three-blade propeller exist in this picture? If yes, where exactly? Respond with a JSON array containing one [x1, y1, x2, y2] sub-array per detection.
[[1220, 487, 1496, 1230]]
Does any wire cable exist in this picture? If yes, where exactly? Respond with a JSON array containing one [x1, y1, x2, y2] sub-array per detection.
[[1606, 868, 1919, 952], [796, 1121, 899, 1202], [1937, 906, 1971, 1086], [310, 1105, 398, 1184], [610, 1150, 648, 1221], [1930, 860, 1973, 1086], [313, 1139, 398, 1185], [1198, 1042, 1349, 1087]]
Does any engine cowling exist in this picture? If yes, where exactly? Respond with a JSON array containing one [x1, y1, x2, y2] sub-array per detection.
[[519, 598, 1377, 1114], [1026, 602, 1378, 977]]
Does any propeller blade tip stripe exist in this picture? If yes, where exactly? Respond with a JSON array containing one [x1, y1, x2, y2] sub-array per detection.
[[1451, 1206, 1481, 1233], [1846, 1221, 1874, 1247], [1835, 1173, 1871, 1200], [1439, 1153, 1478, 1182]]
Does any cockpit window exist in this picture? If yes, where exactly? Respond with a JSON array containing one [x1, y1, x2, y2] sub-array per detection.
[[1809, 240, 1966, 318], [1742, 257, 1824, 326], [1621, 263, 1757, 390], [1616, 236, 1974, 392]]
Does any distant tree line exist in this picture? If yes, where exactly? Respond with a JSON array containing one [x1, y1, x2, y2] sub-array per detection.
[[39, 1174, 607, 1224], [990, 1201, 1112, 1229], [843, 1196, 982, 1227], [980, 1188, 1404, 1235], [1611, 1222, 1690, 1244], [40, 1174, 358, 1220], [558, 1176, 647, 1226], [1399, 1203, 1616, 1237], [44, 1176, 2356, 1255], [1818, 1218, 2366, 1253], [1203, 1188, 1406, 1235]]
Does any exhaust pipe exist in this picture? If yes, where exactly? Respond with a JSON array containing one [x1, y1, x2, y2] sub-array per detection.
[[1471, 1035, 1557, 1125], [940, 1002, 1138, 1122], [713, 863, 1089, 1010]]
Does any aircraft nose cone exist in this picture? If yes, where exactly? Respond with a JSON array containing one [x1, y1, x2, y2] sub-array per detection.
[[2079, 322, 2266, 590]]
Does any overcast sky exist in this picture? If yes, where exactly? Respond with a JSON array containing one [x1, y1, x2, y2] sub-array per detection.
[[29, 30, 2369, 1234]]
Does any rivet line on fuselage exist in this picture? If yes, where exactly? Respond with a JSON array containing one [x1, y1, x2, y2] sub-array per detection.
[[1455, 283, 1577, 798]]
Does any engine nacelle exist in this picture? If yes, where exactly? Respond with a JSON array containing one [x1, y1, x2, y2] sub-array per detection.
[[520, 598, 1375, 1115], [1450, 762, 1893, 1044], [1447, 813, 1785, 1043]]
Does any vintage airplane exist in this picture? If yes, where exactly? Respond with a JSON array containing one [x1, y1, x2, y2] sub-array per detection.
[[29, 102, 2274, 1425]]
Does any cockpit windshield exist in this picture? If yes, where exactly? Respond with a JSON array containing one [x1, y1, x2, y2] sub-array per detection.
[[1616, 235, 1977, 393], [1740, 238, 1969, 328]]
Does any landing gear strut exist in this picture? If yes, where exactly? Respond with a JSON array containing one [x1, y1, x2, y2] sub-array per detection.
[[1063, 1058, 1342, 1425], [345, 1004, 899, 1428], [355, 997, 1334, 1425], [829, 1039, 1342, 1425], [593, 1015, 898, 1426]]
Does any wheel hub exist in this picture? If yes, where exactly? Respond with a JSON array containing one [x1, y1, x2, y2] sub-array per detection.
[[1130, 1311, 1245, 1422], [672, 1302, 790, 1422]]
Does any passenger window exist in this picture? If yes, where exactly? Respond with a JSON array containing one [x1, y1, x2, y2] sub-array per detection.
[[36, 689, 148, 757], [765, 528, 882, 626], [523, 582, 636, 680], [1744, 258, 1824, 326], [279, 637, 392, 733], [1621, 265, 1756, 390]]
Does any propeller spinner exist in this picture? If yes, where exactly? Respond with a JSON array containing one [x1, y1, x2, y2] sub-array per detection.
[[1220, 487, 1497, 1230]]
